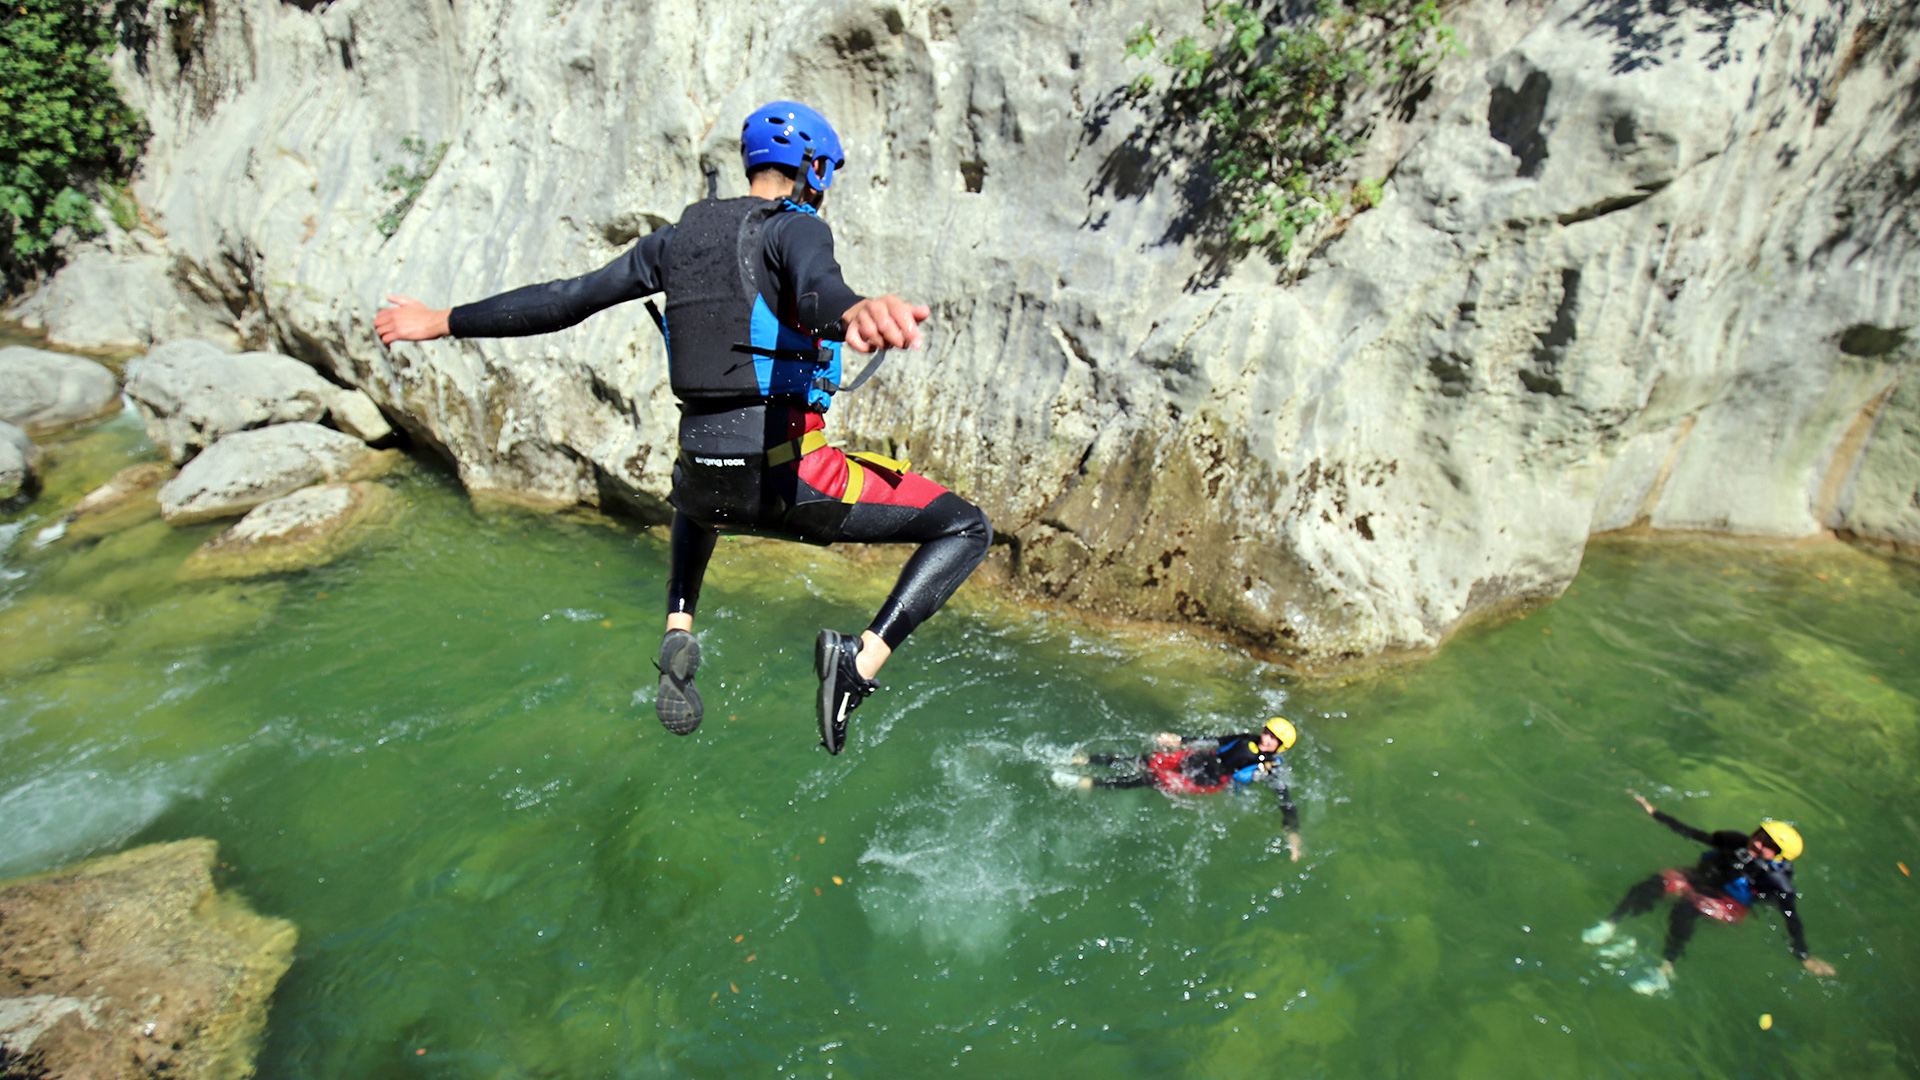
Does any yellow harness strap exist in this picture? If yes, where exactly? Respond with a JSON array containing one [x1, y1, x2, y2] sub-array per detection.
[[765, 430, 828, 467]]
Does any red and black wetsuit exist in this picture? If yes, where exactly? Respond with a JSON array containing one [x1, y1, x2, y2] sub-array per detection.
[[1606, 809, 1809, 963], [1087, 734, 1300, 830], [447, 200, 991, 650]]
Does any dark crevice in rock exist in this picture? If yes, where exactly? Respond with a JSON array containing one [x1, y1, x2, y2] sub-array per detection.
[[1489, 70, 1552, 178], [1557, 183, 1666, 225], [1838, 324, 1910, 357]]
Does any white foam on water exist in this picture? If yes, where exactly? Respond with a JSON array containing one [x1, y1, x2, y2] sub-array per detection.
[[0, 761, 205, 878]]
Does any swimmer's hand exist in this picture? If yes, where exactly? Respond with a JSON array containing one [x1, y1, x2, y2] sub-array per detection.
[[376, 295, 451, 345], [842, 294, 929, 353], [1803, 956, 1836, 977], [1286, 830, 1302, 863], [1629, 791, 1656, 815], [1152, 732, 1181, 749]]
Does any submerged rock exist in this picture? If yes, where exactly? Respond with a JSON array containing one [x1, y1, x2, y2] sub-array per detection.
[[0, 420, 38, 502], [158, 423, 399, 525], [0, 595, 111, 678], [0, 839, 296, 1080], [58, 461, 179, 541], [0, 347, 120, 438], [125, 339, 383, 464], [179, 481, 398, 579]]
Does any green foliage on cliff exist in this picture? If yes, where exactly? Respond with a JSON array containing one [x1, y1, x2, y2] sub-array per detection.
[[1127, 0, 1454, 258], [377, 135, 450, 239], [0, 0, 150, 279]]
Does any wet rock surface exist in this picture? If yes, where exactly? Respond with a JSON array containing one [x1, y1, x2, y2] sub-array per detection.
[[0, 839, 295, 1080], [158, 422, 398, 526], [62, 462, 179, 541], [0, 347, 121, 439], [180, 481, 397, 579]]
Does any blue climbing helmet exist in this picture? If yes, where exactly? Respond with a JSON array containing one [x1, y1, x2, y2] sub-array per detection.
[[740, 101, 845, 193]]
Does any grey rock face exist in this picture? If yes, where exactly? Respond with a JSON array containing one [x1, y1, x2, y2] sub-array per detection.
[[59, 0, 1920, 665], [126, 339, 342, 463], [159, 422, 399, 525], [0, 420, 36, 501], [0, 346, 121, 438], [61, 461, 177, 540], [3, 242, 245, 354], [0, 839, 295, 1080]]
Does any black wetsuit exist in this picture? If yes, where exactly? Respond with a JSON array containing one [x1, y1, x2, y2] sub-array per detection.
[[448, 201, 991, 649], [1088, 733, 1301, 831], [1606, 809, 1809, 963]]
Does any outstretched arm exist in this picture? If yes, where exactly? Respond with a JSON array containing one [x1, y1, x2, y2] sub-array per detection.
[[1272, 778, 1302, 862], [376, 230, 671, 346], [841, 294, 929, 353], [1630, 791, 1713, 844]]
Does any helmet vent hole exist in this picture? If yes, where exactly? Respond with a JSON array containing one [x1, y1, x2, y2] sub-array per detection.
[[772, 136, 790, 145]]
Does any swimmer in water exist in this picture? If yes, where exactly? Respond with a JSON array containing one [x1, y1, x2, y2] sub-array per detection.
[[1063, 717, 1303, 861], [1583, 791, 1837, 994]]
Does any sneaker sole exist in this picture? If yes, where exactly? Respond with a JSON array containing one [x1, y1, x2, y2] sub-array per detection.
[[815, 630, 846, 755], [656, 633, 703, 735]]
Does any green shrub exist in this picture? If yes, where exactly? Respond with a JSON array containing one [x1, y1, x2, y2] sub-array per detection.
[[1127, 0, 1454, 259], [0, 0, 150, 282], [377, 135, 450, 239]]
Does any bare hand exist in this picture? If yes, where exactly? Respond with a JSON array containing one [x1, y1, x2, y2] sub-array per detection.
[[1803, 956, 1836, 977], [376, 295, 452, 346], [842, 294, 929, 353], [1152, 732, 1181, 748], [1630, 791, 1655, 815], [1287, 830, 1303, 863]]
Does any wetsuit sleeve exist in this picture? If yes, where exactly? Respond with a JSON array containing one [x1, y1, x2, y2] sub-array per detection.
[[1761, 868, 1810, 958], [763, 213, 863, 339], [1650, 809, 1715, 845], [1269, 775, 1301, 832], [447, 228, 672, 338]]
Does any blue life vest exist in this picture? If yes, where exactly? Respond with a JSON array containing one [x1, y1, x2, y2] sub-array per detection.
[[660, 197, 844, 411]]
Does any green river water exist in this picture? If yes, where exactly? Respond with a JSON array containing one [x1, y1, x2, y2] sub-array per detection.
[[2, 410, 1917, 1080]]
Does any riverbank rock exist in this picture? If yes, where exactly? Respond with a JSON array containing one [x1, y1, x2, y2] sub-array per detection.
[[158, 423, 398, 525], [2, 244, 245, 355], [0, 421, 38, 502], [0, 839, 296, 1080], [61, 461, 178, 541], [0, 347, 120, 438], [179, 481, 397, 579], [126, 339, 391, 464]]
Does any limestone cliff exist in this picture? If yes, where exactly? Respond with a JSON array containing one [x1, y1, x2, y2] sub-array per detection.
[[9, 0, 1916, 666]]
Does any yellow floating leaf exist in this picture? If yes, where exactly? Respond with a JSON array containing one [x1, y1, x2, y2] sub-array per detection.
[[1759, 1014, 1772, 1030], [832, 876, 844, 886]]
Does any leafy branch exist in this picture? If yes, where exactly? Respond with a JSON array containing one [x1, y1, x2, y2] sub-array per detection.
[[376, 135, 449, 239], [0, 0, 151, 286], [1125, 0, 1456, 261]]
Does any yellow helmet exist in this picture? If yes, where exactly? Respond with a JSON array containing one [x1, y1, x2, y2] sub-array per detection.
[[1263, 717, 1298, 752], [1757, 820, 1803, 861]]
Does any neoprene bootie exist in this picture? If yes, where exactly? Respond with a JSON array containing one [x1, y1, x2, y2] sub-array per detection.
[[655, 629, 703, 735], [815, 629, 878, 754]]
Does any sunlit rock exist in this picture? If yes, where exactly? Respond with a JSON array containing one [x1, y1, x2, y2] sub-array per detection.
[[0, 420, 38, 502], [158, 423, 399, 526], [58, 461, 178, 541], [0, 347, 120, 438], [179, 482, 398, 579], [1, 239, 244, 354], [0, 839, 295, 1080], [126, 339, 343, 464]]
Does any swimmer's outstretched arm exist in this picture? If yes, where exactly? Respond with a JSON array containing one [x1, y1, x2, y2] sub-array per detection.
[[1630, 790, 1714, 844], [1273, 777, 1303, 862]]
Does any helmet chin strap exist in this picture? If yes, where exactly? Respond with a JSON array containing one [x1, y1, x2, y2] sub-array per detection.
[[792, 147, 828, 208]]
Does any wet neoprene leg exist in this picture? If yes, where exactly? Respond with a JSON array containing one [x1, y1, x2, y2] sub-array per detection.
[[834, 493, 992, 649], [1608, 875, 1668, 923], [666, 512, 718, 620], [1662, 902, 1701, 963], [1094, 773, 1158, 789]]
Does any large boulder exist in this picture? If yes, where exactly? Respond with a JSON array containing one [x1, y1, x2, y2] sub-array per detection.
[[125, 339, 391, 464], [179, 481, 398, 579], [158, 422, 399, 525], [0, 346, 120, 438], [0, 421, 38, 501], [0, 839, 296, 1080], [2, 244, 245, 354]]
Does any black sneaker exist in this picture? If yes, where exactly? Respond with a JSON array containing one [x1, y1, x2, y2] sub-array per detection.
[[815, 629, 878, 755], [654, 629, 703, 735]]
